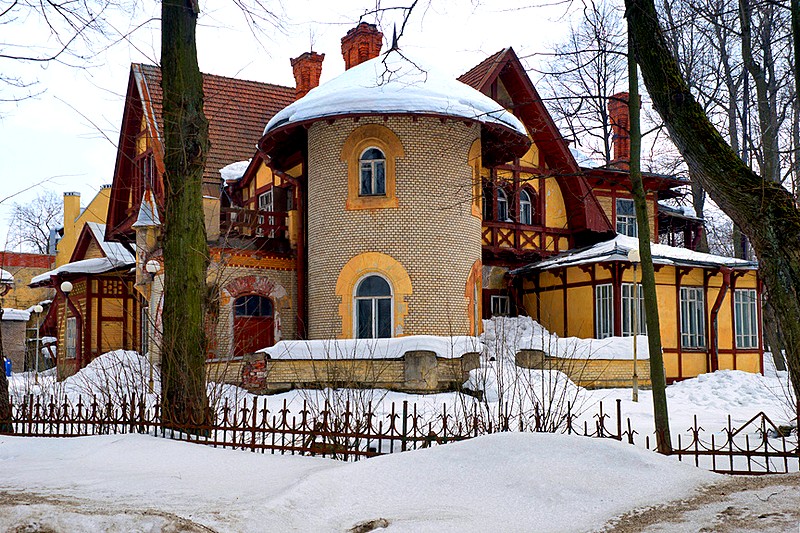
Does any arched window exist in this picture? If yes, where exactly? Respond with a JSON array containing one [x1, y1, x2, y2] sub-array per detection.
[[519, 189, 534, 225], [355, 275, 392, 339], [497, 188, 509, 222], [359, 148, 386, 196]]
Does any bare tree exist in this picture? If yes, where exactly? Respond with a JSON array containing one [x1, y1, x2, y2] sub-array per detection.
[[7, 190, 62, 254], [626, 0, 800, 403], [542, 0, 628, 165]]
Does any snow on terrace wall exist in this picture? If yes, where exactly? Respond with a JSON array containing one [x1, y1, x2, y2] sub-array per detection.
[[306, 116, 481, 338]]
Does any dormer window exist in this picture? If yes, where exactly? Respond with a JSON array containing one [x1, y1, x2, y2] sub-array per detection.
[[359, 147, 386, 196]]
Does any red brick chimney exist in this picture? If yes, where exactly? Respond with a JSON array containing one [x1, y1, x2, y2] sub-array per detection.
[[608, 92, 630, 166], [341, 23, 383, 70], [291, 51, 325, 100]]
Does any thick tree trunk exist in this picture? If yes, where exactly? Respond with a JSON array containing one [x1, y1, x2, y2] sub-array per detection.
[[628, 41, 671, 453], [626, 0, 800, 400], [160, 0, 210, 427], [0, 307, 12, 433]]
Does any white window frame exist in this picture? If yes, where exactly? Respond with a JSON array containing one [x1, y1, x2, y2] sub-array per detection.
[[65, 316, 77, 359], [734, 288, 759, 349], [519, 189, 533, 225], [257, 190, 274, 237], [595, 283, 614, 339], [353, 274, 393, 339], [490, 295, 510, 317], [680, 286, 706, 349], [616, 198, 638, 237], [621, 282, 647, 336], [497, 189, 509, 222], [359, 147, 387, 196]]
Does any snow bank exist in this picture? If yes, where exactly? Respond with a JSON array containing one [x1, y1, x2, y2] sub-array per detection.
[[1, 308, 30, 321], [260, 335, 483, 360], [0, 432, 718, 532], [265, 50, 527, 136], [484, 316, 650, 360]]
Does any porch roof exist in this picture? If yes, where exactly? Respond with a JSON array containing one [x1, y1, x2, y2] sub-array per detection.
[[513, 234, 757, 274], [29, 257, 134, 287]]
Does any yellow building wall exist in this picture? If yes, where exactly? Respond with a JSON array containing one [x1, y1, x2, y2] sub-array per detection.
[[56, 188, 111, 267], [544, 179, 568, 229], [523, 265, 762, 382]]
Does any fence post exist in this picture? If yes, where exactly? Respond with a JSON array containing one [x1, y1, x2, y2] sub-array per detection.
[[401, 401, 408, 452], [616, 399, 622, 440]]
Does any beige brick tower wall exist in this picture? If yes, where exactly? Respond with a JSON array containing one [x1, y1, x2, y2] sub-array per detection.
[[306, 116, 482, 338]]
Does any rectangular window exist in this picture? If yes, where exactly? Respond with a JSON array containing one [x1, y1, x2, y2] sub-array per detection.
[[616, 198, 638, 237], [734, 289, 759, 349], [595, 283, 613, 339], [65, 317, 77, 359], [621, 283, 647, 336], [257, 191, 274, 237], [680, 286, 706, 348], [490, 295, 510, 317]]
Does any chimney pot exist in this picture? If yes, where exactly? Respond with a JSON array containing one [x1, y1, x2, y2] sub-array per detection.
[[341, 22, 383, 70], [291, 51, 325, 100]]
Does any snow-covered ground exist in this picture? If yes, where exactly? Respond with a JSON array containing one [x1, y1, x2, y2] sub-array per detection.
[[0, 431, 719, 532]]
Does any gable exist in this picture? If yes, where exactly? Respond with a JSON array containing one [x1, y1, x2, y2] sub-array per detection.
[[106, 64, 296, 242], [459, 48, 613, 239]]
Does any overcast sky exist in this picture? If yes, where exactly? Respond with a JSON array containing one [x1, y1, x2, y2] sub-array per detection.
[[0, 0, 589, 250]]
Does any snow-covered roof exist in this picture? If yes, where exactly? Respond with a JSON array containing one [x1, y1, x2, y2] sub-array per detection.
[[264, 51, 527, 137], [0, 269, 12, 284], [86, 223, 135, 263], [131, 189, 161, 229], [30, 257, 135, 286], [570, 148, 602, 169], [515, 234, 757, 273], [658, 202, 702, 221], [259, 336, 483, 360], [220, 160, 251, 182], [1, 308, 30, 321]]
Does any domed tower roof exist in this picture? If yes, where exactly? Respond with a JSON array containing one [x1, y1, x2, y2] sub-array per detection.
[[261, 50, 530, 163]]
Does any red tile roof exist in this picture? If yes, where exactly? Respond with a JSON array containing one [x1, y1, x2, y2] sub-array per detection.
[[457, 49, 509, 91], [136, 64, 295, 183]]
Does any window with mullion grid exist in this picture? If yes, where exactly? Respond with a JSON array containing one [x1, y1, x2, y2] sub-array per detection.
[[680, 286, 706, 348], [616, 198, 638, 237], [734, 289, 759, 349], [595, 283, 613, 339], [621, 283, 647, 336]]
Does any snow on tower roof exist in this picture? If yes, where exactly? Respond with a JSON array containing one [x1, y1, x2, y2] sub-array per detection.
[[514, 234, 757, 273], [131, 189, 161, 229], [264, 50, 528, 137], [0, 269, 12, 284]]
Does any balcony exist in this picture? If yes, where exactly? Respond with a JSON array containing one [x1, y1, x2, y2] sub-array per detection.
[[482, 221, 572, 260], [220, 207, 291, 253]]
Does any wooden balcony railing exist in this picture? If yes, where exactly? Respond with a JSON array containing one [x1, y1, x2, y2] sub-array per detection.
[[482, 221, 573, 256], [220, 207, 290, 248]]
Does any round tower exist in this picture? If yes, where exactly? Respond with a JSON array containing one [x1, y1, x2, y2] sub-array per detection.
[[260, 45, 529, 340]]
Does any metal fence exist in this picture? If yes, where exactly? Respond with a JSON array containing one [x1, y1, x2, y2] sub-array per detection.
[[4, 394, 798, 474]]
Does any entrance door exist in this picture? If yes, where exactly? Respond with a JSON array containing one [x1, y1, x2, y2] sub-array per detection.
[[233, 295, 274, 356]]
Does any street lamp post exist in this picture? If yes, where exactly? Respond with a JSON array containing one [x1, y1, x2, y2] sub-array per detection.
[[60, 280, 73, 368], [32, 304, 43, 385], [627, 248, 640, 403], [144, 259, 160, 394]]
